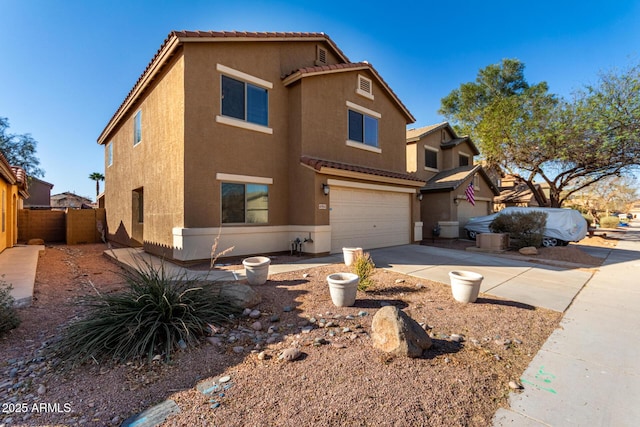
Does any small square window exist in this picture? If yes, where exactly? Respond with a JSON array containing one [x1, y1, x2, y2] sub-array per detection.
[[459, 154, 469, 167]]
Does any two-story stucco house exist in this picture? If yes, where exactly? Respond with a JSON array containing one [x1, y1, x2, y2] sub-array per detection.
[[406, 122, 498, 239], [97, 31, 425, 262], [0, 151, 28, 253]]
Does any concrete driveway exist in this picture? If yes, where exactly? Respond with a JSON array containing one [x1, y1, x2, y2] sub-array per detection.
[[369, 244, 595, 312]]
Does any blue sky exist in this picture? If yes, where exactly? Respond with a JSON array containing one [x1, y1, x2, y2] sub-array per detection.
[[1, 0, 639, 200]]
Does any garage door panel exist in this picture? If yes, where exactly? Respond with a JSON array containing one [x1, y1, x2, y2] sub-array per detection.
[[330, 187, 410, 253]]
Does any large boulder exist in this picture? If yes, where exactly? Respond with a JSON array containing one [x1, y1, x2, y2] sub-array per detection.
[[217, 282, 261, 308], [371, 306, 432, 358]]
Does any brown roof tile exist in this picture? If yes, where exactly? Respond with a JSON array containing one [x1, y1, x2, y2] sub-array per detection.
[[301, 155, 424, 183]]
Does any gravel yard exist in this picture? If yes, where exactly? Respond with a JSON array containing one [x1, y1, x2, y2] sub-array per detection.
[[0, 237, 617, 426]]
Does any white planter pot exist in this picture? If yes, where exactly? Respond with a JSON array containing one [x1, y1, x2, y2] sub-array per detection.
[[327, 273, 359, 307], [449, 270, 483, 303], [242, 256, 271, 285], [342, 247, 363, 267]]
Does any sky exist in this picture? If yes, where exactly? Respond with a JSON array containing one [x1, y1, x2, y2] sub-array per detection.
[[1, 0, 639, 201]]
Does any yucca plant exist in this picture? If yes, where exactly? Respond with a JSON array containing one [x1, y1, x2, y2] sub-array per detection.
[[351, 252, 376, 291], [51, 257, 241, 368], [0, 279, 20, 336]]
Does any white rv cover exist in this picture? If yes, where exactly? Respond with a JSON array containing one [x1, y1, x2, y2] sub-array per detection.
[[465, 207, 588, 242]]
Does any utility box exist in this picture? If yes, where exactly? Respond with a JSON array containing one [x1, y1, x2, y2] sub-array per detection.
[[477, 233, 509, 251], [437, 221, 460, 239]]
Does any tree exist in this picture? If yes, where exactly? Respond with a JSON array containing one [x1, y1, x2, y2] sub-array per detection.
[[0, 117, 44, 177], [439, 59, 640, 207], [89, 172, 104, 199], [567, 175, 639, 218]]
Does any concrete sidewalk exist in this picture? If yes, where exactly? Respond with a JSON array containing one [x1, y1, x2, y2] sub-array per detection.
[[493, 223, 640, 426], [0, 244, 43, 307]]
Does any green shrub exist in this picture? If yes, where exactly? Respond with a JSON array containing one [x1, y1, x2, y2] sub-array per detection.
[[489, 211, 548, 248], [0, 279, 20, 336], [582, 214, 595, 228], [351, 252, 375, 291], [51, 259, 241, 368], [600, 216, 621, 228]]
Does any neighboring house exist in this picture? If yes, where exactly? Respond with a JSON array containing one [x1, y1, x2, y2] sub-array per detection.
[[23, 177, 54, 209], [97, 30, 425, 262], [0, 151, 28, 253], [493, 174, 549, 211], [51, 192, 94, 210], [406, 122, 499, 239]]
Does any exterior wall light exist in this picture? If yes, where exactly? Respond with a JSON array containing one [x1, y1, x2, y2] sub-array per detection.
[[322, 183, 330, 195], [417, 193, 423, 201]]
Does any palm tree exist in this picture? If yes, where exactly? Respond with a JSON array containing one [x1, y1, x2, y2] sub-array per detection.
[[89, 172, 105, 200]]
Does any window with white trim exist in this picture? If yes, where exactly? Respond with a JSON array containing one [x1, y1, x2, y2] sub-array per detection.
[[221, 182, 269, 224], [218, 64, 271, 129], [425, 147, 438, 170], [133, 110, 142, 145], [107, 142, 113, 167], [348, 110, 378, 147]]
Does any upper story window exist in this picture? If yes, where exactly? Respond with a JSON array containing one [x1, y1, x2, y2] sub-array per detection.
[[217, 64, 273, 134], [133, 110, 142, 145], [425, 147, 438, 170], [459, 153, 470, 167], [107, 142, 113, 167], [346, 101, 380, 153]]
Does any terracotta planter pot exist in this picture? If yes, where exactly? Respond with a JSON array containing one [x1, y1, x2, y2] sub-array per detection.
[[327, 272, 359, 307], [449, 270, 483, 303], [242, 256, 271, 285]]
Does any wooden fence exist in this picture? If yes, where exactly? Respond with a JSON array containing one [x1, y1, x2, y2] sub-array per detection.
[[18, 208, 106, 244]]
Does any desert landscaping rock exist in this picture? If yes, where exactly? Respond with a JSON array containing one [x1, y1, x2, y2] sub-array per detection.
[[0, 243, 584, 426], [370, 305, 433, 358], [218, 283, 261, 308], [279, 348, 302, 362], [519, 246, 538, 255]]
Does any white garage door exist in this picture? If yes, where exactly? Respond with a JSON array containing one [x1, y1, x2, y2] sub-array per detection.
[[330, 186, 410, 253]]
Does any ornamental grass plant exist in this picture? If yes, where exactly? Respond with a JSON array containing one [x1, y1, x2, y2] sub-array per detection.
[[52, 246, 241, 369], [351, 252, 375, 291]]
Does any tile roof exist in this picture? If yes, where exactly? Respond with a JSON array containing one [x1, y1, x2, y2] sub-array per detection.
[[301, 155, 424, 183], [11, 166, 26, 186], [422, 165, 499, 195], [406, 122, 449, 140], [98, 31, 351, 144], [0, 151, 17, 184], [283, 62, 414, 123], [406, 122, 479, 155]]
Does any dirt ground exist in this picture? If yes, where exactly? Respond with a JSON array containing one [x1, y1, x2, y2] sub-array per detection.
[[0, 235, 618, 426]]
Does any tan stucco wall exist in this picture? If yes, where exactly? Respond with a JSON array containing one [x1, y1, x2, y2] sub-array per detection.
[[410, 129, 478, 182], [104, 53, 185, 254], [420, 192, 453, 238], [0, 180, 19, 252], [101, 38, 419, 260]]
